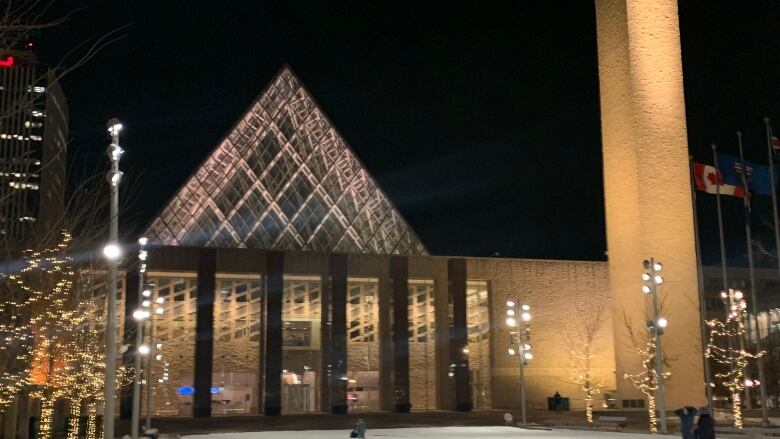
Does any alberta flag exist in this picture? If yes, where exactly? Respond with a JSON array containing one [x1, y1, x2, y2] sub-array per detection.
[[716, 152, 774, 196]]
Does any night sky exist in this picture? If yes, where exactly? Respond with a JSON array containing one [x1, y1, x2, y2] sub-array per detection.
[[33, 2, 780, 263]]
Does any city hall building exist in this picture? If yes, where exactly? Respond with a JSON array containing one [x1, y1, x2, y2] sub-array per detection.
[[116, 66, 617, 418]]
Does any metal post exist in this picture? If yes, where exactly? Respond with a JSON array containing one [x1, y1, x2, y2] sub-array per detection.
[[689, 157, 715, 409], [519, 337, 526, 426], [650, 258, 667, 434], [145, 309, 155, 431], [131, 239, 147, 439], [712, 145, 730, 290], [737, 132, 769, 425], [104, 119, 124, 439]]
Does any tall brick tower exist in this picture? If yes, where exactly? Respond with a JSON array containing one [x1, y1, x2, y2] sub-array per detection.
[[595, 0, 706, 409]]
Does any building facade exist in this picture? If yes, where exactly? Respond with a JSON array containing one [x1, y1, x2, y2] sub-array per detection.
[[117, 246, 614, 416], [0, 49, 68, 244], [112, 66, 622, 417]]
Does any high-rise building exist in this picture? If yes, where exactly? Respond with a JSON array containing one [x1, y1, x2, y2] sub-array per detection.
[[0, 50, 68, 245]]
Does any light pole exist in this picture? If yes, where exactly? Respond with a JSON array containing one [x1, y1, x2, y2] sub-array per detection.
[[642, 258, 668, 435], [146, 286, 164, 432], [506, 299, 532, 425], [131, 238, 150, 439], [104, 119, 124, 439]]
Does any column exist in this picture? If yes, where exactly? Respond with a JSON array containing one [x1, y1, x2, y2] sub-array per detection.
[[390, 257, 410, 412], [595, 0, 705, 407], [448, 259, 471, 411], [193, 248, 216, 417], [263, 251, 284, 416], [328, 254, 348, 414]]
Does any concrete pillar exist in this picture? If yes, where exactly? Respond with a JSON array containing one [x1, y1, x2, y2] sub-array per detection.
[[327, 254, 348, 414], [193, 248, 216, 417], [390, 257, 411, 412], [595, 0, 706, 408], [378, 270, 394, 411], [263, 251, 284, 415], [448, 259, 471, 411]]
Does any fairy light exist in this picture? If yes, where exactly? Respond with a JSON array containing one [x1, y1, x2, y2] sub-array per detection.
[[704, 298, 764, 430], [0, 231, 133, 439], [570, 346, 604, 423], [623, 337, 670, 433]]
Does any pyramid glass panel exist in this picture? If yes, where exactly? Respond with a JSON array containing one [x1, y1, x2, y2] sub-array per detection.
[[146, 66, 426, 255]]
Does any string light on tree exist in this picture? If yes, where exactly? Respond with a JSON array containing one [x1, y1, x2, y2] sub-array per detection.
[[624, 258, 669, 434], [705, 289, 765, 429]]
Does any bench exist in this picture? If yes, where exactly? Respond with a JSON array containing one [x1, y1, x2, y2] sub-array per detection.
[[596, 416, 628, 431]]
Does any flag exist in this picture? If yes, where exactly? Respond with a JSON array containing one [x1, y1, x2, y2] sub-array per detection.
[[716, 152, 774, 196], [693, 162, 746, 197], [773, 136, 780, 153]]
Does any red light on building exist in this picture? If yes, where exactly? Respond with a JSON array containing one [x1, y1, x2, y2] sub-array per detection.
[[0, 56, 15, 68]]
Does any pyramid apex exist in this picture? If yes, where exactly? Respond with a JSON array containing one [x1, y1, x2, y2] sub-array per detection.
[[145, 66, 427, 256]]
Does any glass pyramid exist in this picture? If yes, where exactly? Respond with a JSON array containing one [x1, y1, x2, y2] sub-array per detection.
[[145, 66, 427, 256]]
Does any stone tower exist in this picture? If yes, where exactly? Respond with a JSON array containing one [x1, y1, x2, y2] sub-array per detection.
[[595, 0, 706, 408]]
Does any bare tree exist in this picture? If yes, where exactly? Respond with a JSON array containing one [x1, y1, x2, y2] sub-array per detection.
[[622, 311, 671, 434], [566, 301, 608, 424]]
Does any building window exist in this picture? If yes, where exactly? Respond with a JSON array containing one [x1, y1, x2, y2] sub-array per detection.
[[146, 275, 198, 416], [346, 278, 380, 412], [282, 275, 322, 413], [212, 275, 263, 415], [408, 279, 436, 410], [621, 399, 646, 409], [467, 280, 491, 409]]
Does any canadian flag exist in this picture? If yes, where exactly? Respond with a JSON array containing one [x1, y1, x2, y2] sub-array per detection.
[[693, 162, 745, 197]]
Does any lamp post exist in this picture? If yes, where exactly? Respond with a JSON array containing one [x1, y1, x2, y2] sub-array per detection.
[[506, 299, 532, 425], [104, 119, 124, 439], [642, 259, 668, 434], [146, 288, 164, 432], [131, 238, 150, 439]]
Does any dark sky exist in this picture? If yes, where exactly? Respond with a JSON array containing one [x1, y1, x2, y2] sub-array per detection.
[[34, 1, 780, 263]]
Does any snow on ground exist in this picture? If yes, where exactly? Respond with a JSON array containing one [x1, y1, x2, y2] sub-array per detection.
[[183, 426, 664, 439]]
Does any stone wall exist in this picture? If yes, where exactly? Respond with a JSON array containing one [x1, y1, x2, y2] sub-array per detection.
[[466, 258, 614, 410]]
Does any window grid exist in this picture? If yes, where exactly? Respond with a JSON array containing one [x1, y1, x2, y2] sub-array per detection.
[[146, 67, 426, 256]]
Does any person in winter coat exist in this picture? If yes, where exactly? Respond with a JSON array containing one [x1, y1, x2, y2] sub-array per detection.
[[675, 406, 698, 439], [355, 419, 367, 439], [693, 407, 715, 439]]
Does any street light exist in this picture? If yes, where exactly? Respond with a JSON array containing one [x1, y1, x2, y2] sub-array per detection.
[[103, 119, 123, 439], [145, 283, 164, 433], [131, 237, 149, 439], [506, 298, 532, 425], [642, 258, 667, 434]]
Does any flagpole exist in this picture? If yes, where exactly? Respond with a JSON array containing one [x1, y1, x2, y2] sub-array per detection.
[[764, 117, 780, 283], [735, 132, 754, 410], [712, 144, 736, 412], [737, 131, 769, 426], [690, 156, 714, 409], [712, 144, 730, 292]]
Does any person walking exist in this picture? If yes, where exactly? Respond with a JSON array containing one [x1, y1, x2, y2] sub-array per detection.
[[675, 406, 698, 439], [693, 407, 715, 439]]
